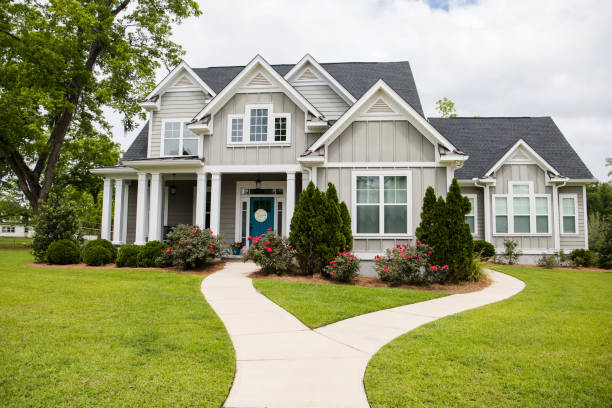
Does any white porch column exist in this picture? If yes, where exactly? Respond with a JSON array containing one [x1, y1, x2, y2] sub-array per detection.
[[286, 172, 296, 235], [210, 173, 221, 234], [483, 185, 491, 242], [195, 172, 208, 228], [148, 173, 163, 241], [101, 178, 113, 240], [135, 172, 148, 245], [112, 179, 125, 245]]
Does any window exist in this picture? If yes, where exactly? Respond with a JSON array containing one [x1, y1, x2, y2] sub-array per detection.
[[163, 120, 199, 156], [465, 195, 476, 234], [560, 195, 577, 234], [227, 104, 291, 144], [2, 226, 15, 233], [354, 172, 411, 235], [493, 182, 551, 235]]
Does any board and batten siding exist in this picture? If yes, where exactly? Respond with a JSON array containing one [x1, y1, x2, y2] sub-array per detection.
[[316, 166, 447, 252], [327, 121, 436, 163], [460, 186, 484, 238], [293, 85, 349, 120], [206, 93, 307, 166], [559, 185, 586, 250], [150, 91, 209, 157]]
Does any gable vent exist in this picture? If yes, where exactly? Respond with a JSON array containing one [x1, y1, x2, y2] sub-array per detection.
[[297, 68, 319, 81], [367, 98, 394, 114], [247, 72, 272, 87]]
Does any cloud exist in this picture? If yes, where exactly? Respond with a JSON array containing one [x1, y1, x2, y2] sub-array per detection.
[[109, 0, 612, 180]]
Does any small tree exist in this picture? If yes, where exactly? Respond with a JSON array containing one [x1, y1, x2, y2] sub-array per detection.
[[415, 186, 437, 246], [444, 179, 474, 280], [290, 182, 326, 274]]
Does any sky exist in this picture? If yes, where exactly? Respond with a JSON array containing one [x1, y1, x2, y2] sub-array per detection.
[[108, 0, 612, 181]]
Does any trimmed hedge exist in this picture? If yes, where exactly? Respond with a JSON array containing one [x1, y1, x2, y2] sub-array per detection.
[[116, 244, 141, 267], [46, 239, 81, 265], [138, 240, 169, 267], [474, 240, 496, 259]]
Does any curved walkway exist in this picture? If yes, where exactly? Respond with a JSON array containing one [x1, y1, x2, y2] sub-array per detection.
[[201, 262, 525, 408]]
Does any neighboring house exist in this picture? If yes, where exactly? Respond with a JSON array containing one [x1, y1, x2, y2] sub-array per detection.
[[0, 223, 32, 238], [92, 54, 595, 263]]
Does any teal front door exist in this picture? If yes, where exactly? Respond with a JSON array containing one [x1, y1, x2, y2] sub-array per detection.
[[249, 197, 274, 239]]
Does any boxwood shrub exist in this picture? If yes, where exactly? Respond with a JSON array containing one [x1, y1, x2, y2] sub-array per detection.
[[116, 244, 142, 267], [137, 240, 169, 267], [46, 239, 81, 265]]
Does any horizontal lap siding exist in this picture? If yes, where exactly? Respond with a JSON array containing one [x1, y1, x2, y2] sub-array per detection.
[[207, 93, 307, 165], [151, 91, 208, 157], [559, 186, 586, 250], [461, 186, 484, 238], [294, 85, 349, 120]]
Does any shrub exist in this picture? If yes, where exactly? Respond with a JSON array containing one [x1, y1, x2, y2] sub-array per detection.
[[498, 239, 521, 265], [84, 239, 117, 262], [46, 239, 81, 265], [568, 249, 598, 268], [116, 244, 141, 267], [473, 240, 496, 259], [537, 254, 560, 269], [243, 230, 295, 275], [32, 192, 82, 261], [138, 240, 169, 267], [157, 224, 223, 270], [375, 241, 445, 285], [323, 252, 360, 282], [82, 245, 114, 266]]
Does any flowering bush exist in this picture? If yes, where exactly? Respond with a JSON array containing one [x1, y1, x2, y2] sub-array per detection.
[[243, 229, 295, 275], [323, 252, 360, 282], [375, 241, 448, 285], [157, 224, 224, 270]]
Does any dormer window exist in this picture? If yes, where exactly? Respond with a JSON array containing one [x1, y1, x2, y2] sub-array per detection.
[[227, 104, 290, 145]]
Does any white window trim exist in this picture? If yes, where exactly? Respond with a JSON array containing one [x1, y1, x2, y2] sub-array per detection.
[[559, 193, 579, 235], [226, 103, 291, 146], [492, 181, 552, 236], [464, 194, 478, 235], [351, 170, 413, 238], [160, 118, 202, 158]]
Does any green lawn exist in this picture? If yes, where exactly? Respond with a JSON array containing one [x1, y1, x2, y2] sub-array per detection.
[[0, 249, 234, 407], [364, 265, 612, 407], [0, 236, 33, 247], [252, 279, 448, 328]]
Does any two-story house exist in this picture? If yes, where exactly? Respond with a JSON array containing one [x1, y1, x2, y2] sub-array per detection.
[[92, 54, 595, 263]]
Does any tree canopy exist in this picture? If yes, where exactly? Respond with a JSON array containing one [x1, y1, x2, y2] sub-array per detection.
[[0, 0, 201, 213]]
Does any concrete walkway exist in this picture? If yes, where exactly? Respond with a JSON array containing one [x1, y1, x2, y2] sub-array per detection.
[[201, 262, 525, 408]]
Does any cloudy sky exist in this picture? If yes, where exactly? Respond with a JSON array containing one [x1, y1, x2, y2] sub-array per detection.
[[110, 0, 612, 180]]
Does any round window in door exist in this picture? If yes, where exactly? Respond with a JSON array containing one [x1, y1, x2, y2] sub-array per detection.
[[249, 197, 274, 239]]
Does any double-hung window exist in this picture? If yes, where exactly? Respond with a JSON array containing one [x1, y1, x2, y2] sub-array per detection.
[[560, 195, 578, 234], [354, 172, 411, 235], [493, 182, 551, 235], [465, 195, 476, 234], [227, 104, 290, 144], [163, 120, 199, 156]]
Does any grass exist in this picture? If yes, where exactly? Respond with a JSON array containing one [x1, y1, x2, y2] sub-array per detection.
[[252, 279, 448, 328], [0, 249, 234, 407], [0, 237, 33, 247], [364, 265, 612, 407]]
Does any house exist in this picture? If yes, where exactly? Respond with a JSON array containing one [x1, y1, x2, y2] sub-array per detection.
[[91, 54, 595, 263]]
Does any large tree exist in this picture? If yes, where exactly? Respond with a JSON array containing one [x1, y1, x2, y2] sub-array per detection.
[[0, 0, 201, 214]]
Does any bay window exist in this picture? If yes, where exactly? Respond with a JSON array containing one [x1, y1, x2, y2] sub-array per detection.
[[493, 182, 551, 235], [353, 172, 411, 236], [227, 104, 290, 144], [162, 120, 199, 156], [560, 195, 578, 234]]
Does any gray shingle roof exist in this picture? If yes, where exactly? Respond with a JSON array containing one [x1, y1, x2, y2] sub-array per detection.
[[121, 121, 148, 163], [429, 117, 594, 180], [193, 61, 424, 116]]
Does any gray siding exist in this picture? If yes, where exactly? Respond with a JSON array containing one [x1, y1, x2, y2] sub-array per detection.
[[316, 166, 447, 252], [327, 121, 436, 163], [126, 181, 137, 244], [294, 85, 349, 120], [207, 93, 308, 165], [559, 185, 586, 250], [150, 91, 208, 157], [461, 186, 484, 238]]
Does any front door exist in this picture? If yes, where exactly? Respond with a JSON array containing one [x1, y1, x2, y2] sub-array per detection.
[[249, 197, 274, 239]]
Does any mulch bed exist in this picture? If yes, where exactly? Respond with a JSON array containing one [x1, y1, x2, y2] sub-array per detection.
[[25, 260, 227, 276], [248, 270, 492, 295]]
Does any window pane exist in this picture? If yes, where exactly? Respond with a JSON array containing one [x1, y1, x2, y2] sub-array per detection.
[[536, 215, 548, 233], [563, 216, 576, 233], [164, 121, 180, 139], [562, 197, 575, 215], [250, 108, 268, 141], [182, 138, 198, 155], [495, 197, 507, 215], [384, 206, 407, 233], [513, 197, 530, 214], [512, 184, 530, 195], [231, 118, 243, 142], [164, 139, 179, 156], [496, 216, 508, 233], [536, 197, 548, 215], [466, 216, 475, 233], [514, 215, 531, 233], [357, 205, 379, 233], [274, 117, 287, 141]]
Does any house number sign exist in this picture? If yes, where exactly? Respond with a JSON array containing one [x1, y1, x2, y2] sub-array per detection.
[[254, 209, 268, 222]]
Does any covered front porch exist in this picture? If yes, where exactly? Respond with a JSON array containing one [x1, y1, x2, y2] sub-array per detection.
[[93, 161, 309, 247]]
